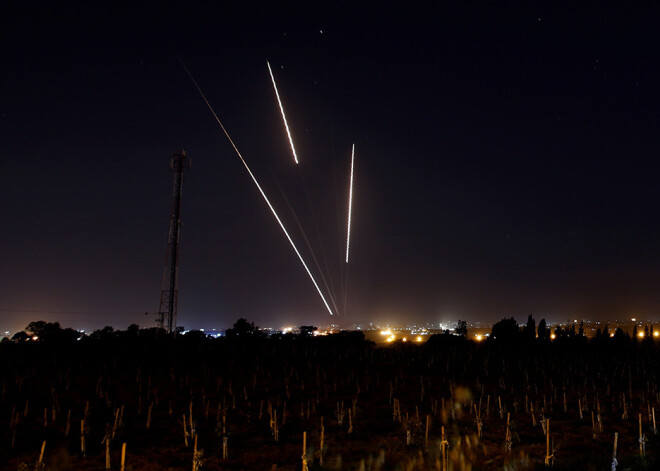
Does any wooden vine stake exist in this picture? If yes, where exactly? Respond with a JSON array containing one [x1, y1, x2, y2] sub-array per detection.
[[621, 394, 628, 420], [302, 431, 309, 471], [192, 434, 204, 471], [612, 432, 618, 471], [120, 443, 126, 471], [440, 426, 448, 471], [319, 417, 325, 466], [348, 408, 353, 434], [591, 411, 597, 439], [65, 410, 71, 437], [393, 398, 399, 422], [578, 399, 583, 420], [80, 419, 86, 457], [146, 402, 153, 430], [36, 440, 46, 470], [112, 408, 120, 439], [183, 413, 189, 447], [105, 436, 111, 470], [189, 402, 194, 439], [504, 412, 512, 451], [222, 414, 228, 459], [639, 413, 645, 457], [544, 419, 553, 466]]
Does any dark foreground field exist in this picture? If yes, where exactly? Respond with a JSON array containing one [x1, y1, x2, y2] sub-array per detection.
[[1, 325, 659, 470]]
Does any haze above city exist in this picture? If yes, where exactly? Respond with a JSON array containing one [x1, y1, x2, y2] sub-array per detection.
[[3, 2, 660, 334]]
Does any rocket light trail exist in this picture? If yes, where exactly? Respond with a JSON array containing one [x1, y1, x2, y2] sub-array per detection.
[[179, 59, 333, 316], [345, 144, 355, 264], [267, 61, 299, 164], [274, 178, 341, 316]]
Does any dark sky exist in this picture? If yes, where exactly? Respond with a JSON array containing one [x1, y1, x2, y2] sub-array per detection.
[[3, 1, 660, 333]]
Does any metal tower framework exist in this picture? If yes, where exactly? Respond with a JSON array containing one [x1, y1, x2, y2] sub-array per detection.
[[158, 149, 191, 333]]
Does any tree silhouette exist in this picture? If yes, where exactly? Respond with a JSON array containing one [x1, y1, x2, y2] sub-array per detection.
[[489, 317, 520, 343], [537, 318, 550, 342], [455, 320, 468, 338], [226, 318, 261, 337], [523, 314, 536, 341], [24, 321, 79, 342], [602, 324, 610, 338], [11, 331, 29, 342]]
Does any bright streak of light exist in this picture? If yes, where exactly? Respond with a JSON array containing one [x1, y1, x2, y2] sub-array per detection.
[[638, 330, 645, 338], [416, 336, 423, 342], [654, 331, 659, 337], [380, 330, 392, 336], [180, 58, 333, 316], [345, 144, 355, 263], [402, 337, 407, 342], [267, 61, 299, 164], [550, 333, 556, 340], [475, 334, 483, 342], [610, 333, 615, 337]]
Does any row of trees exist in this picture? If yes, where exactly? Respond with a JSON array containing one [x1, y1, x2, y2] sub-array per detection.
[[225, 318, 317, 337], [8, 317, 656, 347], [488, 314, 655, 344], [489, 315, 552, 342], [7, 321, 155, 343], [6, 318, 320, 344]]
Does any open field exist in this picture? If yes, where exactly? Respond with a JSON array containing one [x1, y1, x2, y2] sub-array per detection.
[[1, 327, 659, 470]]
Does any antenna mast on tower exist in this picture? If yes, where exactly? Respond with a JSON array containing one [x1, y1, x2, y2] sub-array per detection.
[[158, 149, 191, 333]]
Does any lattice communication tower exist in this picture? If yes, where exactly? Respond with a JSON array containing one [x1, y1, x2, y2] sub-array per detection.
[[158, 149, 191, 333]]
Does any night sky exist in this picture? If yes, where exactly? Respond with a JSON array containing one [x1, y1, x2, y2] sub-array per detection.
[[3, 2, 660, 333]]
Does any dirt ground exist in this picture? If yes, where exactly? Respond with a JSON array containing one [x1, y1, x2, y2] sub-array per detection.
[[1, 331, 659, 470]]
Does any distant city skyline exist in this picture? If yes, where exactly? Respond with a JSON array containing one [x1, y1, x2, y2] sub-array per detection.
[[2, 312, 659, 339]]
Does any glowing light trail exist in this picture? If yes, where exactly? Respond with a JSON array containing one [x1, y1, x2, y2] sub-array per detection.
[[179, 59, 333, 316], [274, 178, 340, 315], [345, 144, 355, 263], [267, 61, 299, 164]]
